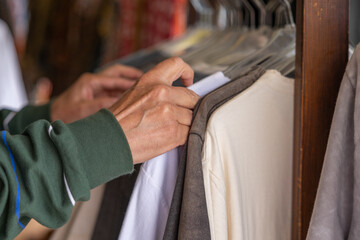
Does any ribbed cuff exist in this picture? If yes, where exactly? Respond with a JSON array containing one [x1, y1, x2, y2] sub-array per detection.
[[67, 109, 134, 189]]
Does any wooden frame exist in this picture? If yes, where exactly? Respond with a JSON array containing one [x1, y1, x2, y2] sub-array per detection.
[[292, 0, 349, 239]]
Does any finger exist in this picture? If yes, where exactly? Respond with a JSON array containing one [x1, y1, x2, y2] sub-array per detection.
[[163, 86, 200, 109], [35, 78, 53, 105], [100, 64, 143, 79], [123, 85, 200, 114], [145, 57, 194, 87], [177, 124, 190, 146], [118, 65, 143, 79], [171, 105, 193, 126], [91, 76, 136, 93]]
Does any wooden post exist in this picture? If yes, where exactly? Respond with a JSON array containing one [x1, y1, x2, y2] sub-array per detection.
[[293, 0, 349, 239]]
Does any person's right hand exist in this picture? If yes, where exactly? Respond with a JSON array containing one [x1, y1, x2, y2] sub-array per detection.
[[109, 57, 200, 164]]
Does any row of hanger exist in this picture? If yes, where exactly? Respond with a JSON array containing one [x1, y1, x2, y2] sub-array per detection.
[[190, 0, 294, 28], [150, 0, 296, 79]]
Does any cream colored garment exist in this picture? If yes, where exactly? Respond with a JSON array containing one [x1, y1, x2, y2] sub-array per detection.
[[50, 184, 105, 240], [202, 70, 294, 240]]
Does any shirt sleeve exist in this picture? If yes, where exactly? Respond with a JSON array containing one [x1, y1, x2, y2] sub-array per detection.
[[0, 103, 52, 134], [0, 108, 134, 240]]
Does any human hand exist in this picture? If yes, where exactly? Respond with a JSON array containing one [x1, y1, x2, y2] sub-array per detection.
[[109, 57, 200, 164], [34, 78, 53, 105], [51, 65, 142, 123], [98, 64, 143, 79]]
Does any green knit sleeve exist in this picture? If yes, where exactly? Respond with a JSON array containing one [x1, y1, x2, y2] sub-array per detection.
[[0, 109, 133, 240], [0, 103, 51, 134]]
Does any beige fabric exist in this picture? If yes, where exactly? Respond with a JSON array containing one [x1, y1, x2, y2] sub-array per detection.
[[14, 219, 52, 240], [50, 184, 105, 240], [202, 70, 294, 240]]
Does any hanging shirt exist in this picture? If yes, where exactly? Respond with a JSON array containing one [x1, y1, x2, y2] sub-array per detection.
[[163, 67, 266, 240], [91, 54, 209, 240], [0, 19, 27, 110], [307, 44, 360, 240], [202, 70, 294, 240], [118, 72, 231, 240]]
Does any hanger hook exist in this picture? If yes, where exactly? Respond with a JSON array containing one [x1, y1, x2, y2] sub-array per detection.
[[189, 0, 214, 26], [265, 0, 279, 26], [278, 0, 295, 27], [227, 0, 255, 29], [241, 0, 256, 29], [251, 0, 266, 27]]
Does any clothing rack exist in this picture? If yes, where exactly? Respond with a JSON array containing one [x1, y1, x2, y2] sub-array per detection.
[[292, 0, 349, 239]]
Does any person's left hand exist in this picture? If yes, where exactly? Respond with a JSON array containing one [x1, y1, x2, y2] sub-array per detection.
[[51, 64, 143, 123]]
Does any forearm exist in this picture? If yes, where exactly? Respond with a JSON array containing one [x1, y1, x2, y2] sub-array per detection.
[[0, 109, 133, 239]]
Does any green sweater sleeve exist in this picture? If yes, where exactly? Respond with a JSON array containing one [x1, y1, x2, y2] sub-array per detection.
[[0, 103, 52, 134], [0, 108, 134, 240]]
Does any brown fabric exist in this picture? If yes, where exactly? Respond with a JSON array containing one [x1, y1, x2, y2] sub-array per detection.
[[22, 0, 114, 95], [91, 68, 264, 240], [163, 67, 266, 240], [307, 44, 360, 240]]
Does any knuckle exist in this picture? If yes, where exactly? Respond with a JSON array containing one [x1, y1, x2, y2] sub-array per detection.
[[159, 103, 173, 118], [151, 84, 169, 101]]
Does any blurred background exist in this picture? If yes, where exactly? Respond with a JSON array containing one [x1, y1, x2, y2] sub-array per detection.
[[2, 0, 191, 100], [0, 0, 359, 101], [0, 0, 359, 239], [0, 0, 299, 101]]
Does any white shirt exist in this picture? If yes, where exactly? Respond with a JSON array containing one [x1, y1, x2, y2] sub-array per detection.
[[0, 20, 27, 110], [118, 72, 230, 240], [202, 70, 294, 240]]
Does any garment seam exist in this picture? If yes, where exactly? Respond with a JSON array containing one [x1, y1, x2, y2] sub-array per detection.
[[47, 125, 76, 206]]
